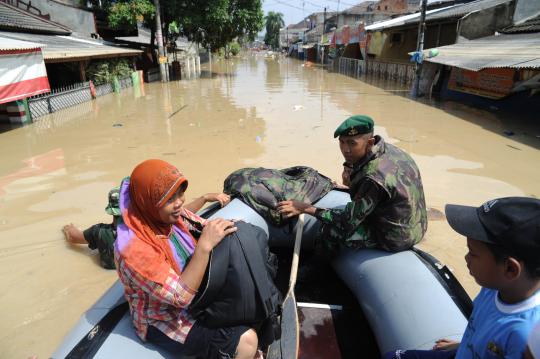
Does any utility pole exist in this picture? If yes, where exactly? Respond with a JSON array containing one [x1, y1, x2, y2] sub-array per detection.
[[412, 0, 428, 97], [322, 7, 327, 65], [323, 7, 327, 33], [154, 0, 168, 82]]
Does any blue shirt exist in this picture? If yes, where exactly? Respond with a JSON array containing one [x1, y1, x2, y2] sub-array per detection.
[[456, 287, 540, 359]]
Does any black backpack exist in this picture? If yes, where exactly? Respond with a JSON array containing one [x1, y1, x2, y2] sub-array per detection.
[[189, 221, 281, 348]]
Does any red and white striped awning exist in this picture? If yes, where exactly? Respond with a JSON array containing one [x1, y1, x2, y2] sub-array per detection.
[[0, 38, 51, 104]]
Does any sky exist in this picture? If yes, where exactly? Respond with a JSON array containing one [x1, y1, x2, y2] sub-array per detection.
[[262, 0, 363, 27]]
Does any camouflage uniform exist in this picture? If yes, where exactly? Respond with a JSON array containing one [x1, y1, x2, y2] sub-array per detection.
[[83, 221, 117, 269], [314, 135, 428, 252], [83, 187, 120, 269]]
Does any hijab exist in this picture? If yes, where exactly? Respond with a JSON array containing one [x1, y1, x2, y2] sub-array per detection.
[[115, 159, 196, 284]]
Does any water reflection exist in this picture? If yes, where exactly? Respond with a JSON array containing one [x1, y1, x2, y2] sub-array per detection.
[[0, 55, 539, 359]]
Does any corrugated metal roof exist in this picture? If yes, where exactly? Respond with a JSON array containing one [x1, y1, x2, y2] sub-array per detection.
[[424, 32, 540, 70], [0, 2, 70, 35], [367, 0, 512, 30], [501, 15, 540, 33], [0, 36, 44, 51], [422, 0, 511, 22], [0, 31, 141, 61], [365, 6, 453, 31], [116, 27, 191, 49]]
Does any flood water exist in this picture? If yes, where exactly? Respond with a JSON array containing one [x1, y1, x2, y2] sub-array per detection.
[[1, 54, 539, 358]]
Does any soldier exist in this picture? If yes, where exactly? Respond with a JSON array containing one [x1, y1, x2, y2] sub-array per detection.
[[63, 187, 120, 269], [63, 188, 230, 269], [277, 115, 428, 252]]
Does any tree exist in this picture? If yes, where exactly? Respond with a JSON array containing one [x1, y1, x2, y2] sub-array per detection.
[[174, 0, 264, 51], [106, 0, 155, 28], [103, 0, 264, 51], [264, 11, 284, 50], [105, 0, 264, 53]]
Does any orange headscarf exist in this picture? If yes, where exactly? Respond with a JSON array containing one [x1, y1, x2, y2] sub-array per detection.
[[119, 159, 192, 284]]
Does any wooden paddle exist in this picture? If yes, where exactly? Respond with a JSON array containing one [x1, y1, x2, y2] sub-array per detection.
[[278, 213, 305, 359]]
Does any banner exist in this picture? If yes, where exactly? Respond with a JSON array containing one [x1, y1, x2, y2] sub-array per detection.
[[0, 48, 50, 104], [448, 67, 515, 99]]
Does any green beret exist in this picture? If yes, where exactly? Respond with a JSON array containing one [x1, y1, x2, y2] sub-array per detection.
[[334, 115, 374, 138]]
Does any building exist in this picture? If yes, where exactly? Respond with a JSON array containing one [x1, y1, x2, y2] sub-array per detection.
[[420, 0, 540, 111], [0, 0, 141, 124]]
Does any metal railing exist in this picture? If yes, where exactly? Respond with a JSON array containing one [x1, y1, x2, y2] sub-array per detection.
[[336, 57, 416, 85], [28, 82, 92, 120], [28, 77, 133, 120], [95, 83, 113, 97]]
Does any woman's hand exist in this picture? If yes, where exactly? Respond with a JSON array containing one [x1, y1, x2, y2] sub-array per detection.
[[203, 193, 231, 207], [432, 338, 460, 351], [198, 218, 237, 252]]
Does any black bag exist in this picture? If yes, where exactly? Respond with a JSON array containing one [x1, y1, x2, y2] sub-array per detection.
[[189, 222, 281, 347]]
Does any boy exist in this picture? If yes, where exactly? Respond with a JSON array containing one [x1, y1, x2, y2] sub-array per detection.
[[64, 188, 230, 269], [384, 197, 540, 359]]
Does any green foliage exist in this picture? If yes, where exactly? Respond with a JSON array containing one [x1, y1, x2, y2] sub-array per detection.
[[229, 41, 241, 56], [174, 0, 264, 51], [103, 0, 264, 52], [264, 11, 284, 50], [107, 0, 155, 28], [87, 59, 133, 85]]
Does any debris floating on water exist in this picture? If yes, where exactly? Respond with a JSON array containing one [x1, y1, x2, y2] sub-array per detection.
[[168, 105, 188, 119], [112, 123, 123, 127], [293, 105, 304, 111], [255, 136, 262, 143]]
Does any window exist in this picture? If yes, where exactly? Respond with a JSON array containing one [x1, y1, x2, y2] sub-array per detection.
[[390, 32, 404, 46]]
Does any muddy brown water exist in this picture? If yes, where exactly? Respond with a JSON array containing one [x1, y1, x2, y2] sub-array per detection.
[[1, 54, 539, 358]]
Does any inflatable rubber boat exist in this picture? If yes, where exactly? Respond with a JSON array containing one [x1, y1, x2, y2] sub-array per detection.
[[52, 190, 472, 358]]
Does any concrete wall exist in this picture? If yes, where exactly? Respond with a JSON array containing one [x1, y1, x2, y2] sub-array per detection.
[[377, 23, 457, 62], [458, 2, 514, 41], [31, 0, 96, 36], [336, 13, 389, 28]]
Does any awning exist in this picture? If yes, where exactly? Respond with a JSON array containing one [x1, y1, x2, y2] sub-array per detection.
[[423, 33, 540, 71], [0, 38, 50, 104], [0, 31, 142, 63]]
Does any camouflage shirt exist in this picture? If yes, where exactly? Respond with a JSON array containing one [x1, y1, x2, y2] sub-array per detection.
[[315, 136, 428, 252]]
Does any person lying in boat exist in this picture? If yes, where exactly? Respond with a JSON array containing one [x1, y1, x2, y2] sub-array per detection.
[[384, 197, 540, 359], [63, 187, 230, 269], [114, 159, 262, 359], [278, 115, 428, 252]]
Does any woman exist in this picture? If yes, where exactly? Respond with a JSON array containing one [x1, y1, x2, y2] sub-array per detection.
[[115, 159, 262, 359]]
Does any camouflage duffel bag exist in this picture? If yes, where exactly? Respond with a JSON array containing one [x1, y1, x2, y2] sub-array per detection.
[[223, 166, 334, 226]]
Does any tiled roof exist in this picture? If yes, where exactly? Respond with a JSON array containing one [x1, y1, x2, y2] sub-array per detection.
[[0, 1, 70, 35]]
